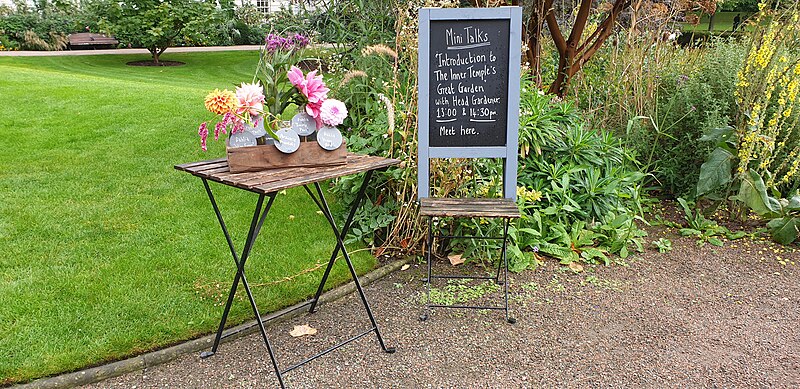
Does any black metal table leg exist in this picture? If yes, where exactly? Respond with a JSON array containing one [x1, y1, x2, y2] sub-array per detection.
[[303, 170, 374, 314], [199, 179, 287, 387], [302, 172, 395, 354]]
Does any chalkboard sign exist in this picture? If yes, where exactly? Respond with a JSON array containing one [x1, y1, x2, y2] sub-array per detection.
[[428, 19, 510, 147], [418, 7, 522, 199]]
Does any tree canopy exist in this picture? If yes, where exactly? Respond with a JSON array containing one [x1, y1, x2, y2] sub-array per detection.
[[100, 0, 214, 63]]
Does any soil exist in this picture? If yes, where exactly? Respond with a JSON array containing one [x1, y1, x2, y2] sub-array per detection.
[[126, 60, 185, 67], [81, 224, 800, 388]]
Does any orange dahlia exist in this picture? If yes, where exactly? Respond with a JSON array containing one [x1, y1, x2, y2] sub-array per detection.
[[204, 89, 238, 115]]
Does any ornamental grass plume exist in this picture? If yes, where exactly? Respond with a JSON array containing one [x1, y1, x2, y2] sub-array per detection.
[[204, 89, 238, 115], [341, 70, 368, 85], [362, 44, 398, 60]]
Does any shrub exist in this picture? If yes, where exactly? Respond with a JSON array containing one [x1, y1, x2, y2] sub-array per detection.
[[570, 35, 744, 197], [0, 0, 78, 50]]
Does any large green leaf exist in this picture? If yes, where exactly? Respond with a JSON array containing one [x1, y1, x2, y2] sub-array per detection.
[[698, 126, 734, 144], [732, 170, 781, 217], [787, 194, 800, 211], [767, 217, 800, 245], [696, 147, 733, 197]]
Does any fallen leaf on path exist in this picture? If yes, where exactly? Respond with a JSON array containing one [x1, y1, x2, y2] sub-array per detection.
[[568, 262, 584, 272], [400, 264, 411, 271], [289, 324, 317, 337], [448, 254, 465, 266]]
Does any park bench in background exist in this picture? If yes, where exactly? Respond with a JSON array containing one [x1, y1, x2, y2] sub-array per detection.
[[68, 33, 119, 50]]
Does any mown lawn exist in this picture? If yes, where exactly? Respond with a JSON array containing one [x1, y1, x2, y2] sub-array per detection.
[[681, 11, 754, 33], [0, 51, 376, 384]]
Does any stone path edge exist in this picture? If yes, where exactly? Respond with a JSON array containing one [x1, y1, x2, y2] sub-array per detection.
[[15, 258, 411, 389]]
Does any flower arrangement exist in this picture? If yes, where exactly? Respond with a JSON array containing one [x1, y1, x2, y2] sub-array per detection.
[[196, 32, 349, 153], [287, 66, 348, 128], [198, 82, 268, 151]]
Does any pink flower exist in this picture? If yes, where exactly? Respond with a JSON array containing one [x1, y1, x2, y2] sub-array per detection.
[[304, 101, 324, 128], [287, 66, 304, 88], [301, 70, 329, 104], [214, 121, 225, 140], [235, 82, 265, 117], [198, 122, 208, 151], [288, 67, 329, 106], [320, 99, 348, 126]]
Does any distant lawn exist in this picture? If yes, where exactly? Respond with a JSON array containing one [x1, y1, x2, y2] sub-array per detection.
[[681, 11, 755, 33], [0, 52, 376, 384]]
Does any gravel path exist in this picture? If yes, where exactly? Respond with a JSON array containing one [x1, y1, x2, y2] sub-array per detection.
[[83, 230, 799, 388]]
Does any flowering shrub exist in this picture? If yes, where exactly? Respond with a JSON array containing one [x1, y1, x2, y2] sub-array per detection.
[[734, 2, 800, 192]]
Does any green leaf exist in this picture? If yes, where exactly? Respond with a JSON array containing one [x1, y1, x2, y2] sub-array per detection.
[[767, 217, 800, 245], [732, 170, 781, 217], [698, 126, 733, 143], [581, 248, 609, 265], [696, 148, 733, 197], [787, 194, 800, 211], [726, 231, 747, 240], [619, 246, 629, 259], [708, 237, 724, 247], [680, 228, 702, 236]]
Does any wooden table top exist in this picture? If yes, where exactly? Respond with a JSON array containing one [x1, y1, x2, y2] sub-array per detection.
[[175, 153, 400, 194]]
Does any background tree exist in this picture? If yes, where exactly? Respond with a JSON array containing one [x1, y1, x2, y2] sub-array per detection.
[[100, 0, 214, 64], [522, 0, 633, 96]]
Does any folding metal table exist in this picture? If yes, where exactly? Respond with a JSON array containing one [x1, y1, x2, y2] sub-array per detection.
[[175, 153, 399, 388]]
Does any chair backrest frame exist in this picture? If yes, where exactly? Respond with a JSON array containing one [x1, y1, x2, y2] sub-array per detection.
[[417, 6, 522, 201]]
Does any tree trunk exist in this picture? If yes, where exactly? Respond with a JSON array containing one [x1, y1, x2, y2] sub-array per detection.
[[149, 47, 159, 64], [542, 0, 631, 97], [526, 0, 547, 87]]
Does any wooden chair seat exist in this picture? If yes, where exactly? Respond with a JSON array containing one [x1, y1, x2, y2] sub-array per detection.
[[419, 197, 520, 218]]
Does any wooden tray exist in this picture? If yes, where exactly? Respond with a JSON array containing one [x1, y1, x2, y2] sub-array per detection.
[[226, 140, 347, 173]]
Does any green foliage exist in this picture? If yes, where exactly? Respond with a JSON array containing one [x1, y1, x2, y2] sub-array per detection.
[[445, 77, 648, 271], [652, 238, 673, 253], [99, 0, 214, 63], [0, 0, 80, 50], [574, 36, 744, 197], [630, 41, 743, 196], [310, 0, 395, 48], [676, 197, 747, 245], [732, 171, 800, 244]]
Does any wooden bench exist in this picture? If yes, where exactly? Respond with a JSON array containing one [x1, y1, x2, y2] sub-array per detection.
[[68, 33, 119, 50]]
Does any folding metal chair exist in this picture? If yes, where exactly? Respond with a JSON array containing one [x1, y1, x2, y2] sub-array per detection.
[[416, 6, 523, 323], [418, 197, 520, 323]]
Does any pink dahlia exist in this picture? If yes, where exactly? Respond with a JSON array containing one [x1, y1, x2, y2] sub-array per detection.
[[235, 82, 265, 117], [287, 66, 304, 88], [288, 67, 329, 105], [320, 99, 348, 126], [301, 70, 329, 104]]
